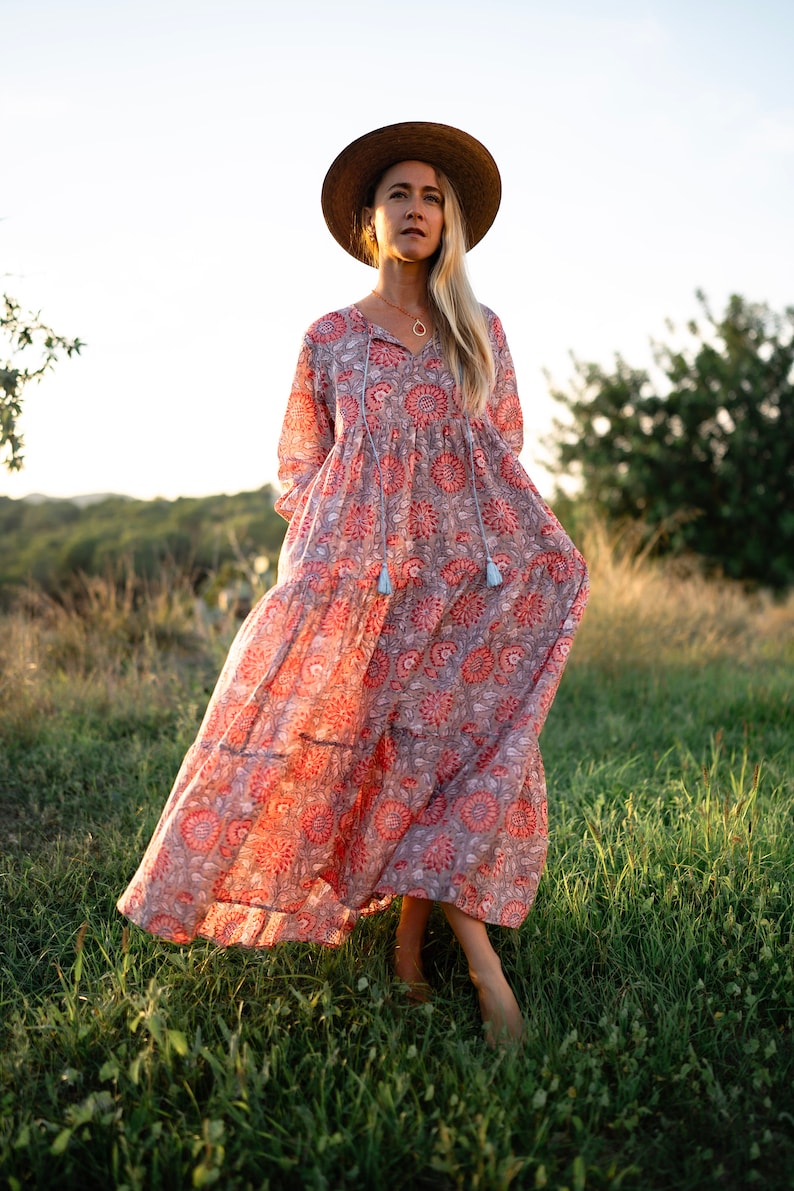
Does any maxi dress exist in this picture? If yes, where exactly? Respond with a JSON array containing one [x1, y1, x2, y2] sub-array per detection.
[[117, 305, 589, 948]]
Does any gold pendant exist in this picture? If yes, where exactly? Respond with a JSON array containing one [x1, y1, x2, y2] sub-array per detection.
[[412, 319, 427, 337]]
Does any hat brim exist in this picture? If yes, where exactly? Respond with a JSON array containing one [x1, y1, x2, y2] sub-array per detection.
[[321, 121, 501, 264]]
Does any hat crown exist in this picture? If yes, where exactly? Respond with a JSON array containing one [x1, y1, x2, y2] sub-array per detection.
[[321, 121, 501, 264]]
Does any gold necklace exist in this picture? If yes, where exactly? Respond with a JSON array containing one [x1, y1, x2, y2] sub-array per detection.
[[371, 289, 429, 337]]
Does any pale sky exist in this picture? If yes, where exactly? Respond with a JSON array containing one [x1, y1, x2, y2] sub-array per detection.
[[2, 0, 792, 502]]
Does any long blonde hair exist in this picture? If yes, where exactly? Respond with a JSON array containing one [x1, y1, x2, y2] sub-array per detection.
[[360, 167, 495, 415]]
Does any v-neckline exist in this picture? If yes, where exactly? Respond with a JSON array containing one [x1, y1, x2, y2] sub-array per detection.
[[351, 305, 436, 358]]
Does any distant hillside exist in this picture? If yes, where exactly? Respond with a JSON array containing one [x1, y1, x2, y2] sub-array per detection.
[[19, 492, 134, 507], [0, 487, 286, 600]]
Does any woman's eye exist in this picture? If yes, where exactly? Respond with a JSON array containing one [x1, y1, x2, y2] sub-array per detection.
[[426, 194, 442, 204]]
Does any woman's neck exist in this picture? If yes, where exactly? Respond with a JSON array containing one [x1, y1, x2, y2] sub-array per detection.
[[374, 260, 431, 310]]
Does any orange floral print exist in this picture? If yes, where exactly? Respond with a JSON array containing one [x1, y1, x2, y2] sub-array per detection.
[[118, 306, 588, 949]]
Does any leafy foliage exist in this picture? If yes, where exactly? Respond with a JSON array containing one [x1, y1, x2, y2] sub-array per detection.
[[0, 487, 286, 603], [1, 294, 84, 471], [548, 293, 794, 587]]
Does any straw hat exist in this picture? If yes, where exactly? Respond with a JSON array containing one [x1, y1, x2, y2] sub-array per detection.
[[321, 121, 501, 263]]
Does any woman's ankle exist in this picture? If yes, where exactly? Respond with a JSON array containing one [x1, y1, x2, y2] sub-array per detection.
[[468, 961, 524, 1044]]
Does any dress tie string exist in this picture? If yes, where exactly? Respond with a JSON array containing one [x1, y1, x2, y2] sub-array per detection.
[[460, 364, 502, 588], [359, 328, 393, 595], [359, 334, 502, 595], [465, 408, 503, 588]]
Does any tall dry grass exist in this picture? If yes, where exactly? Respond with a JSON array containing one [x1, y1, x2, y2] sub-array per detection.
[[0, 571, 237, 731], [571, 517, 794, 670], [3, 521, 791, 691]]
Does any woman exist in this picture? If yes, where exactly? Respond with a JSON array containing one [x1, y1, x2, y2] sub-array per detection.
[[118, 122, 588, 1044]]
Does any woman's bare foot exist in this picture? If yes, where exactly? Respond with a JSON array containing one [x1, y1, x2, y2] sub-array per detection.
[[469, 962, 525, 1046], [393, 938, 431, 1002], [440, 902, 524, 1046], [394, 896, 433, 1002]]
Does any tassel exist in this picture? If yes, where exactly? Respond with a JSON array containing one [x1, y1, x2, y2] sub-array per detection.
[[486, 559, 503, 588], [377, 564, 393, 596]]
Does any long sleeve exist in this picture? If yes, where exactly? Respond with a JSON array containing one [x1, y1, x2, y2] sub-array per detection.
[[275, 338, 335, 522], [485, 311, 524, 457]]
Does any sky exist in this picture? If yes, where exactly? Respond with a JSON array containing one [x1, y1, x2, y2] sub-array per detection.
[[2, 0, 793, 503]]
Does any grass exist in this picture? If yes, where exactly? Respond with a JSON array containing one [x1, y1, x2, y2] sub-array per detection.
[[0, 527, 792, 1190]]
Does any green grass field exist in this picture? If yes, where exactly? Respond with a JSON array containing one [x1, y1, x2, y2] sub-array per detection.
[[1, 526, 792, 1190]]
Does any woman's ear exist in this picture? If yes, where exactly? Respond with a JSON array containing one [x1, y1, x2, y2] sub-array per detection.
[[363, 208, 375, 237]]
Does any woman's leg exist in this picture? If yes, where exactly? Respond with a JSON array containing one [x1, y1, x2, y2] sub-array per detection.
[[394, 895, 433, 997], [441, 902, 524, 1044]]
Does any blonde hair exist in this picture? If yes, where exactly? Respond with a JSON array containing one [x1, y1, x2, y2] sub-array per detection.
[[359, 167, 495, 415]]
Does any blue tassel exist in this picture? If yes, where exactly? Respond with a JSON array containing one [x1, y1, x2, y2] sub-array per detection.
[[486, 559, 503, 588], [377, 564, 393, 596]]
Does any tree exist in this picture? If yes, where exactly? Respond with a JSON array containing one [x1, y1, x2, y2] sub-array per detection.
[[1, 294, 84, 471], [547, 292, 794, 588]]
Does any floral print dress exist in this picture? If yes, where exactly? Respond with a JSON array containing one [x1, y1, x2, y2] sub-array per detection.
[[117, 305, 588, 947]]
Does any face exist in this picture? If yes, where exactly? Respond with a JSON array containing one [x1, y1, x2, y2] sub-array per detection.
[[365, 160, 444, 264]]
